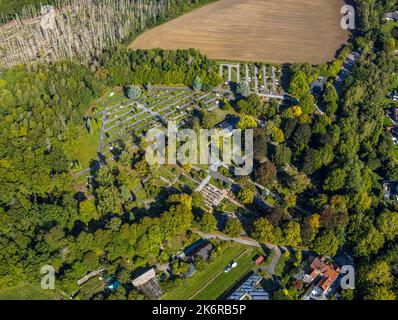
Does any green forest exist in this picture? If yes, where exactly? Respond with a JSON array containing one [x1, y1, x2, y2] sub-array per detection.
[[0, 0, 53, 17]]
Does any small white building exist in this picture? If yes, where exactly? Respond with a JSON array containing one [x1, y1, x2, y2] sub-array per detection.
[[384, 11, 398, 22], [132, 268, 163, 299]]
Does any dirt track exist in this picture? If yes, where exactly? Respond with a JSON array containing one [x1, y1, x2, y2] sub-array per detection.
[[130, 0, 349, 64]]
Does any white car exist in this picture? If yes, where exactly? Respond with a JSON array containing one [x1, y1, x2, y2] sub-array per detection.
[[224, 261, 238, 273]]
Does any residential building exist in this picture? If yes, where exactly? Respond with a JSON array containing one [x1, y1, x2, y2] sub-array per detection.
[[254, 255, 265, 265], [186, 241, 213, 262], [384, 11, 398, 22], [227, 272, 269, 300], [217, 115, 239, 134], [383, 181, 398, 203], [302, 257, 341, 298], [388, 89, 398, 101], [310, 76, 327, 96], [132, 268, 163, 300], [388, 107, 398, 121]]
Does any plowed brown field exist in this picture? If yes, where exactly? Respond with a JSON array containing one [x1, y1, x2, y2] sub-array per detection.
[[130, 0, 349, 64]]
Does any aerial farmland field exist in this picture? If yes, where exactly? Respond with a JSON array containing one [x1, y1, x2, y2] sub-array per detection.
[[130, 0, 349, 64]]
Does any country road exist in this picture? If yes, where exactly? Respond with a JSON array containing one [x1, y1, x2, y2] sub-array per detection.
[[193, 230, 282, 275]]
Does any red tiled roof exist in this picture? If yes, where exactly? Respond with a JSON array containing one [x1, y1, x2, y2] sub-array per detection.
[[309, 257, 341, 292], [309, 269, 319, 279], [255, 256, 264, 265]]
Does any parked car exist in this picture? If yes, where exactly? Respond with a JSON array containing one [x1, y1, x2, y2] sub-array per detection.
[[224, 261, 238, 273]]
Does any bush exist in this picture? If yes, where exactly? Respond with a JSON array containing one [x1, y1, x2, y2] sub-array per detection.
[[125, 85, 142, 99]]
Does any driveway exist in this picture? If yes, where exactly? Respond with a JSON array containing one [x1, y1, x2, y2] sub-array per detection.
[[193, 230, 282, 276]]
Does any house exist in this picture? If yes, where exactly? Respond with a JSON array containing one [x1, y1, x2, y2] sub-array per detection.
[[132, 268, 163, 300], [310, 77, 327, 96], [186, 241, 213, 262], [217, 115, 239, 133], [181, 239, 214, 262], [227, 272, 269, 300], [254, 255, 265, 265], [388, 89, 398, 101], [384, 11, 398, 22], [388, 108, 398, 121], [383, 181, 398, 203], [387, 126, 398, 145], [303, 257, 341, 297], [292, 279, 304, 290]]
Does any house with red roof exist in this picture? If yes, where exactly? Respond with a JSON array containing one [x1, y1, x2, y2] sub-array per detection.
[[302, 256, 341, 298]]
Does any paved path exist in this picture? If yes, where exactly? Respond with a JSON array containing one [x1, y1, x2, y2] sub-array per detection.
[[194, 230, 260, 247], [254, 65, 259, 93], [262, 66, 269, 94], [264, 246, 281, 275], [314, 102, 325, 115], [334, 51, 360, 93], [271, 66, 277, 94], [193, 230, 282, 276], [195, 174, 211, 192], [245, 64, 250, 88], [152, 85, 189, 91]]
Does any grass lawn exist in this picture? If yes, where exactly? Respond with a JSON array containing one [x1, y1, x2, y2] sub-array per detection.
[[78, 277, 105, 300], [382, 97, 398, 108], [210, 108, 236, 125], [384, 115, 394, 127], [134, 187, 147, 201], [65, 125, 101, 171], [264, 194, 277, 206], [158, 165, 179, 182], [91, 87, 124, 114], [163, 243, 261, 300], [178, 174, 198, 191], [0, 283, 59, 300], [193, 248, 259, 300], [275, 253, 293, 277], [218, 198, 238, 212], [128, 176, 142, 191]]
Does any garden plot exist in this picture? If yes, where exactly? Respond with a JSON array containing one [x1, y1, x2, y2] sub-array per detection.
[[100, 90, 221, 154], [218, 61, 282, 96], [91, 92, 126, 115], [219, 63, 240, 87], [238, 63, 282, 95], [103, 90, 186, 138]]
